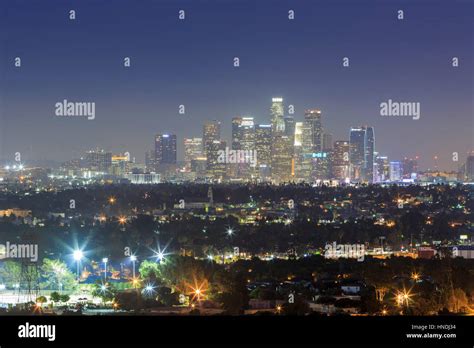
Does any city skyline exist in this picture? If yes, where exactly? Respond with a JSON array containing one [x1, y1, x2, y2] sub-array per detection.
[[0, 0, 472, 171]]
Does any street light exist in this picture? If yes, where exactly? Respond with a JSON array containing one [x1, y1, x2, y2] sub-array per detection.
[[102, 258, 108, 281], [73, 250, 83, 280], [130, 255, 137, 279]]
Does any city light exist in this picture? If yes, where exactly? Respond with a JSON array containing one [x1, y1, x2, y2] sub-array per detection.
[[73, 250, 83, 261], [226, 227, 234, 236], [108, 197, 116, 204]]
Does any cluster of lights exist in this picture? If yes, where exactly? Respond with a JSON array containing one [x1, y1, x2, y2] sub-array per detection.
[[4, 164, 24, 171]]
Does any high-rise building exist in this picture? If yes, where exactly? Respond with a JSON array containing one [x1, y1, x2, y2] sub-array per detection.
[[284, 116, 295, 142], [299, 109, 323, 182], [349, 126, 375, 183], [203, 120, 221, 169], [466, 152, 474, 181], [184, 138, 203, 169], [255, 124, 272, 181], [293, 122, 304, 181], [111, 153, 130, 177], [155, 134, 177, 165], [271, 135, 293, 183], [145, 150, 155, 172], [364, 127, 375, 183], [232, 117, 255, 150], [332, 141, 350, 181], [349, 128, 365, 182], [206, 140, 227, 181], [230, 116, 256, 180], [374, 154, 390, 182], [389, 161, 402, 182], [322, 132, 333, 151], [304, 109, 323, 153], [86, 149, 112, 173], [270, 97, 285, 134]]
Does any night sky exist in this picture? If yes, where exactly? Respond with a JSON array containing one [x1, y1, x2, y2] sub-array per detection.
[[0, 0, 472, 170]]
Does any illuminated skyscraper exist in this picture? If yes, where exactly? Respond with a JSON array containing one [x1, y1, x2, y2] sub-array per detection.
[[299, 109, 323, 181], [203, 120, 221, 155], [293, 122, 304, 181], [332, 141, 350, 181], [284, 116, 295, 143], [374, 154, 390, 183], [270, 97, 285, 134], [466, 152, 474, 181], [206, 140, 227, 181], [364, 127, 375, 183], [349, 128, 365, 182], [86, 149, 112, 173], [155, 134, 177, 165], [271, 135, 293, 183], [231, 116, 256, 180], [255, 124, 272, 181], [389, 161, 402, 182], [232, 117, 255, 150], [304, 109, 323, 152], [184, 138, 203, 169], [322, 132, 333, 151], [111, 153, 130, 177], [350, 126, 375, 183]]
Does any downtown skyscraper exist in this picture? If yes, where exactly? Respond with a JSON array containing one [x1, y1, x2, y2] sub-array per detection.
[[270, 98, 293, 183], [349, 126, 375, 183]]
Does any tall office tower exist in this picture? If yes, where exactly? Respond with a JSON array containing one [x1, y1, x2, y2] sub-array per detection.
[[299, 109, 323, 182], [293, 122, 304, 181], [304, 109, 323, 152], [364, 126, 375, 183], [466, 152, 474, 181], [284, 116, 295, 142], [255, 124, 272, 181], [374, 154, 390, 182], [155, 134, 177, 165], [206, 140, 227, 181], [332, 140, 350, 181], [322, 132, 333, 151], [349, 126, 375, 183], [184, 138, 203, 169], [270, 97, 285, 134], [145, 150, 155, 172], [232, 117, 255, 150], [389, 161, 402, 182], [271, 135, 293, 183], [203, 120, 221, 157], [231, 116, 256, 180], [86, 149, 112, 173], [402, 157, 418, 178]]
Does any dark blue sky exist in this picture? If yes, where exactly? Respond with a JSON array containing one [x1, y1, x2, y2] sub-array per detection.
[[0, 0, 472, 170]]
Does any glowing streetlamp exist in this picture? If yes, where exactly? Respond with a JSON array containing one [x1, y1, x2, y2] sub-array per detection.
[[130, 255, 137, 279], [102, 258, 108, 281], [226, 227, 234, 237], [73, 250, 83, 280]]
